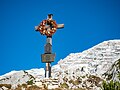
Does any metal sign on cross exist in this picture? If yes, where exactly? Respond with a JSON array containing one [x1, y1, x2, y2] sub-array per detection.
[[35, 14, 64, 78]]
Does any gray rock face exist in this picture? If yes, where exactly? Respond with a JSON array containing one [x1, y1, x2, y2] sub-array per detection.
[[103, 59, 120, 82], [52, 40, 120, 77]]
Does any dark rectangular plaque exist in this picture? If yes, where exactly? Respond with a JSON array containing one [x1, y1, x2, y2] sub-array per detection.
[[41, 53, 55, 63]]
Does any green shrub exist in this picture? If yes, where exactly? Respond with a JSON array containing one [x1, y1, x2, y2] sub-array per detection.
[[73, 80, 81, 85], [118, 73, 120, 80], [27, 80, 34, 85], [81, 76, 85, 78], [60, 83, 69, 89], [69, 79, 74, 84], [102, 80, 120, 90]]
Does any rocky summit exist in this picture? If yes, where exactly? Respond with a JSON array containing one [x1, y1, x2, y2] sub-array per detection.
[[0, 40, 120, 90]]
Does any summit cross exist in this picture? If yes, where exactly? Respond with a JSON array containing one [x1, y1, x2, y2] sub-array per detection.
[[35, 14, 64, 78]]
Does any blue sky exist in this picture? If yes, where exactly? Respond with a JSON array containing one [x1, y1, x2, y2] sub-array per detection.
[[0, 0, 120, 75]]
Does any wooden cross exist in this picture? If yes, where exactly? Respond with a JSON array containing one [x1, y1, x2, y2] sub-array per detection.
[[35, 14, 64, 78]]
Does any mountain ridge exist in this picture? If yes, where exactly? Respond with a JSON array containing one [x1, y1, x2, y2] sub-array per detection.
[[0, 39, 120, 90]]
